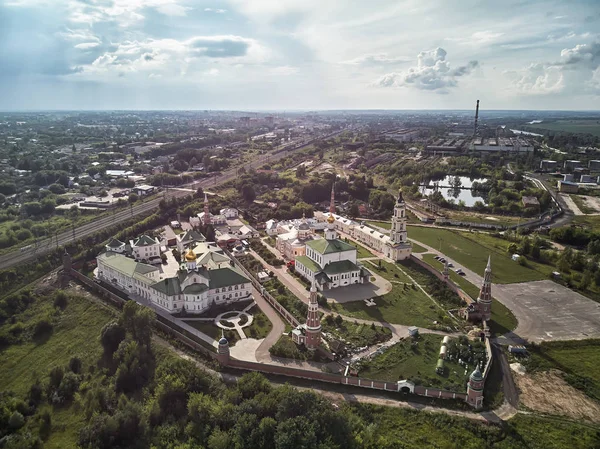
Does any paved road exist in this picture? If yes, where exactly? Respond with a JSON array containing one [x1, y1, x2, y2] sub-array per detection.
[[1, 130, 344, 271], [492, 341, 519, 408], [411, 239, 600, 343]]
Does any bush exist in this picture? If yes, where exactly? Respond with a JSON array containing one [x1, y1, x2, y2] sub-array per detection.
[[100, 322, 126, 355], [58, 372, 80, 401], [69, 356, 82, 374], [53, 291, 68, 310], [8, 411, 25, 430], [33, 318, 53, 339]]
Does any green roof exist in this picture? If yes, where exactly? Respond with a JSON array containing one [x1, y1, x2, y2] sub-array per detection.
[[152, 277, 182, 296], [97, 252, 158, 279], [295, 255, 321, 273], [207, 267, 249, 289], [106, 238, 125, 248], [306, 238, 356, 255], [315, 272, 331, 284], [181, 229, 205, 243], [183, 284, 209, 294], [322, 260, 360, 275], [134, 235, 158, 247]]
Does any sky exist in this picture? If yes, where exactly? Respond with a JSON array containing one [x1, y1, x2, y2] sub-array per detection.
[[1, 0, 599, 110]]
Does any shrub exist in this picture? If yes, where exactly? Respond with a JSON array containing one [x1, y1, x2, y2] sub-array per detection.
[[8, 411, 25, 430], [53, 291, 68, 310], [58, 372, 80, 401], [69, 356, 82, 374], [33, 318, 53, 339]]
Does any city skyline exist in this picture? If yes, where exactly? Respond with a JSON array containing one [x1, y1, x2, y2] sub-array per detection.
[[1, 0, 599, 110]]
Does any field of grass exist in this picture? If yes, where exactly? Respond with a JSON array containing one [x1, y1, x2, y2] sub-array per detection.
[[421, 254, 518, 335], [570, 195, 599, 214], [184, 320, 240, 346], [523, 339, 600, 402], [329, 261, 447, 328], [573, 215, 600, 227], [408, 226, 552, 283], [357, 334, 479, 392], [245, 306, 273, 339], [0, 294, 114, 397], [353, 405, 600, 449], [0, 291, 116, 448], [445, 211, 522, 226], [366, 220, 391, 230], [410, 241, 427, 253], [349, 240, 375, 259], [321, 318, 392, 349], [526, 119, 600, 137]]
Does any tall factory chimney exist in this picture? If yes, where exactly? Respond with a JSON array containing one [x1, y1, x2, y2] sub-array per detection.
[[473, 100, 480, 137]]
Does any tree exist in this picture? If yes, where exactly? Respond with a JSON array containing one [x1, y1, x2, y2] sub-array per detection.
[[349, 204, 360, 218], [240, 184, 256, 203], [100, 322, 126, 356], [128, 193, 139, 203]]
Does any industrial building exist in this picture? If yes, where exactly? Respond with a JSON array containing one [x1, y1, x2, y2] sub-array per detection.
[[564, 160, 582, 171], [558, 180, 579, 193], [382, 128, 421, 142], [469, 137, 533, 153]]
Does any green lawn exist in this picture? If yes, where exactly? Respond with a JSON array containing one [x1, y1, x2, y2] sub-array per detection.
[[349, 241, 375, 259], [0, 294, 114, 397], [523, 339, 600, 402], [245, 306, 273, 339], [421, 254, 518, 335], [408, 226, 552, 283], [321, 318, 392, 349], [184, 320, 240, 346], [573, 215, 600, 227], [357, 334, 483, 392], [329, 261, 454, 328], [365, 220, 391, 230], [445, 211, 522, 226]]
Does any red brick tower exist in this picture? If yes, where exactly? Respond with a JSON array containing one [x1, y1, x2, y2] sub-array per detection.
[[477, 256, 492, 321], [305, 281, 322, 350], [203, 192, 211, 226], [217, 334, 230, 365], [466, 363, 484, 409]]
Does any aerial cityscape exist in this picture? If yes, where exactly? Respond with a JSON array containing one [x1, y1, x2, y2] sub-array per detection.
[[1, 0, 600, 448]]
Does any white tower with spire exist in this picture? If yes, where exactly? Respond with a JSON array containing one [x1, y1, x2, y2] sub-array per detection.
[[477, 256, 493, 322], [384, 189, 412, 261]]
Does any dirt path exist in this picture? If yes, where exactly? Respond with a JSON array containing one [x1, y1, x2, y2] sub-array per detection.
[[513, 369, 600, 424]]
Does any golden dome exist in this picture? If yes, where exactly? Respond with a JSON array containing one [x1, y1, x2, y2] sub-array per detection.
[[327, 214, 335, 224], [185, 249, 197, 262]]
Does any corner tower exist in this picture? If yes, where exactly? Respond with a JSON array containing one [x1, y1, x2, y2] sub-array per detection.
[[466, 363, 484, 409]]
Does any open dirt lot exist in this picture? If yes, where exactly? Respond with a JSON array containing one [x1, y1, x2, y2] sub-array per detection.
[[514, 370, 600, 424]]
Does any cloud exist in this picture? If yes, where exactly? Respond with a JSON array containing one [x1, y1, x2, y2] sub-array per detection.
[[204, 7, 227, 13], [510, 41, 600, 95], [445, 31, 504, 45], [188, 36, 252, 58], [269, 65, 298, 75], [343, 53, 410, 66], [375, 47, 478, 92]]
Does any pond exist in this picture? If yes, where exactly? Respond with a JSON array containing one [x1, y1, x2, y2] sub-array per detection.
[[420, 175, 488, 207]]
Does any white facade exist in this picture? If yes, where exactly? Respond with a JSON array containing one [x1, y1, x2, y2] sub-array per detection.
[[129, 235, 161, 262], [220, 208, 239, 219], [97, 249, 252, 315]]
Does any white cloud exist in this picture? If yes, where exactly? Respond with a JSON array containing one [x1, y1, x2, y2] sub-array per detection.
[[270, 65, 298, 76], [343, 53, 410, 66], [376, 47, 478, 92], [74, 42, 100, 50], [204, 8, 227, 13], [509, 41, 600, 95], [445, 30, 504, 45]]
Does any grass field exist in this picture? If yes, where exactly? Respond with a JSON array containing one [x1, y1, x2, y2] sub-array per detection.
[[350, 241, 375, 259], [0, 291, 115, 448], [410, 242, 427, 253], [353, 405, 600, 449], [321, 318, 392, 349], [524, 339, 600, 402], [421, 254, 518, 335], [573, 215, 600, 227], [570, 195, 599, 214], [525, 119, 600, 137], [408, 226, 552, 283], [445, 211, 522, 226], [0, 294, 114, 397], [366, 220, 391, 230], [357, 334, 479, 392], [329, 260, 455, 328]]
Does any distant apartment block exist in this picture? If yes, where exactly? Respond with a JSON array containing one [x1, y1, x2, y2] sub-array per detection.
[[469, 137, 533, 153], [382, 128, 421, 142], [540, 160, 558, 171], [564, 160, 582, 171], [589, 160, 600, 172]]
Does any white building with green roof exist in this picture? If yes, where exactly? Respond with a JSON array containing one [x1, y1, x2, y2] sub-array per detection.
[[97, 244, 252, 315], [294, 214, 369, 291]]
